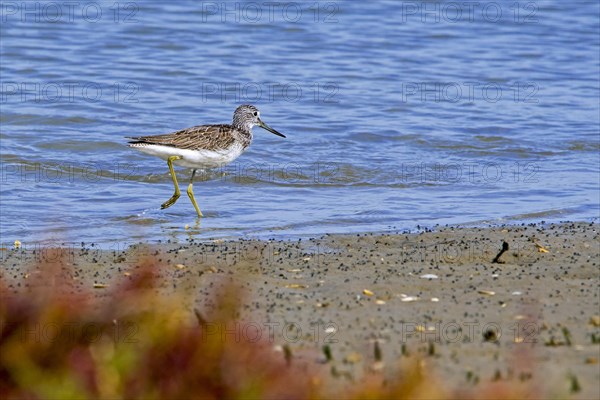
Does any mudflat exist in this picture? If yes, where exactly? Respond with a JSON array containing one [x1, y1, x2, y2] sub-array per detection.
[[2, 222, 598, 398]]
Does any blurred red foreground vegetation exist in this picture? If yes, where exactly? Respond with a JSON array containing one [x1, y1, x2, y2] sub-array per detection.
[[1, 255, 537, 399]]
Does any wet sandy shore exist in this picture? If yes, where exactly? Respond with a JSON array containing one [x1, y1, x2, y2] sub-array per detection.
[[2, 222, 599, 398]]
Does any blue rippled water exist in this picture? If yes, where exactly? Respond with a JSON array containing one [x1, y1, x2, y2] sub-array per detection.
[[1, 1, 599, 244]]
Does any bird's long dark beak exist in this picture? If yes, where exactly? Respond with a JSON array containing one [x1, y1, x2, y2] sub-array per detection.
[[258, 118, 286, 138]]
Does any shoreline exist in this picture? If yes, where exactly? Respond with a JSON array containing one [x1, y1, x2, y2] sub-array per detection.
[[1, 221, 599, 398], [4, 215, 598, 248]]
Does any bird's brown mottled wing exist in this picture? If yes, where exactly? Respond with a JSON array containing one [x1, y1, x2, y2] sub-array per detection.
[[127, 124, 235, 151]]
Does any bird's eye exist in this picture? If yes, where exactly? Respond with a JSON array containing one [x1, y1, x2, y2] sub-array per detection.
[[253, 112, 258, 116]]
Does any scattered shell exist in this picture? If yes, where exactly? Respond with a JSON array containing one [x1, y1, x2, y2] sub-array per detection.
[[123, 272, 131, 276], [370, 361, 385, 371], [175, 264, 186, 269], [375, 299, 386, 305], [400, 295, 419, 302], [13, 240, 21, 249], [514, 315, 527, 320], [590, 316, 600, 327], [286, 284, 308, 289], [431, 297, 439, 302], [511, 291, 522, 295], [184, 224, 190, 230], [287, 268, 302, 272], [420, 274, 439, 279], [343, 352, 362, 364], [325, 326, 336, 334], [303, 257, 311, 261], [93, 283, 107, 289], [514, 336, 524, 343], [416, 325, 426, 332], [478, 290, 495, 296], [534, 242, 549, 252], [363, 289, 374, 296]]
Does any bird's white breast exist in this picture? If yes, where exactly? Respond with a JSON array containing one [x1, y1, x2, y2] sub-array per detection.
[[130, 142, 247, 169]]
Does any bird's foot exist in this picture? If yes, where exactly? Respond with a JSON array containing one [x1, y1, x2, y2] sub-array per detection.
[[161, 193, 181, 209]]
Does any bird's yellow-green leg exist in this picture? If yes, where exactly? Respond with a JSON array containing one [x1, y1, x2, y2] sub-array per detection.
[[187, 169, 203, 217], [161, 155, 183, 210]]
